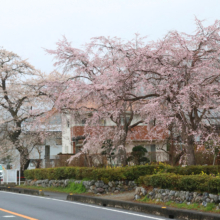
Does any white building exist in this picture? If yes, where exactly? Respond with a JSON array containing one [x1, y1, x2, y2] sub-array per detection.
[[61, 112, 168, 163]]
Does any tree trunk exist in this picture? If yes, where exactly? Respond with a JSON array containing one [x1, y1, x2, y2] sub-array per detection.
[[186, 136, 196, 165], [213, 154, 216, 166], [33, 159, 41, 169], [19, 147, 30, 176], [118, 146, 127, 166], [114, 136, 127, 166], [169, 140, 176, 165], [167, 124, 176, 165], [174, 149, 185, 165]]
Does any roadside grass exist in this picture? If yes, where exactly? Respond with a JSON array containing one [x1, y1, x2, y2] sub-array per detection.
[[16, 181, 87, 194], [15, 182, 220, 214], [140, 196, 220, 214]]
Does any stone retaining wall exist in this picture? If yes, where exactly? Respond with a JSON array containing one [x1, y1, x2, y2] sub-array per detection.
[[24, 179, 137, 194], [134, 187, 220, 209]]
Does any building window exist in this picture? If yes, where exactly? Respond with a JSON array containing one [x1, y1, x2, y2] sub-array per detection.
[[56, 138, 62, 145], [149, 119, 156, 127], [100, 119, 106, 126], [120, 116, 130, 125], [36, 139, 46, 145], [145, 144, 156, 162], [81, 118, 87, 125], [76, 141, 83, 153], [215, 125, 220, 134], [29, 160, 35, 167], [45, 145, 50, 159], [49, 114, 62, 125]]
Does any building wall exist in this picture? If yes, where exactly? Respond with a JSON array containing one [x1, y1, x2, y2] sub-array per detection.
[[30, 138, 62, 160], [124, 141, 168, 162], [61, 113, 168, 162], [28, 135, 62, 170], [70, 126, 166, 142], [61, 114, 72, 154]]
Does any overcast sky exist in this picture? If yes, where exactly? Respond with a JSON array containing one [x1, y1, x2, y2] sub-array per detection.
[[0, 0, 219, 73]]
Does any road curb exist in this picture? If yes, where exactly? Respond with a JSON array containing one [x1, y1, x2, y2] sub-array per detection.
[[0, 186, 44, 196], [67, 194, 220, 220]]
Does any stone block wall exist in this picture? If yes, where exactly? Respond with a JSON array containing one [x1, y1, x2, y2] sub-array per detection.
[[24, 179, 137, 194], [134, 187, 220, 209]]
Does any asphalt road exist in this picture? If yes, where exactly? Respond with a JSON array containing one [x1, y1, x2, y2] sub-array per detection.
[[0, 191, 171, 220]]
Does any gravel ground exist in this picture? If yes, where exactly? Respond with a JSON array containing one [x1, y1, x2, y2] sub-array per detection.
[[94, 190, 135, 201]]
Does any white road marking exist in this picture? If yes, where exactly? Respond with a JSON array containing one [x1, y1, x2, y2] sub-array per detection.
[[3, 216, 15, 218], [0, 191, 167, 220]]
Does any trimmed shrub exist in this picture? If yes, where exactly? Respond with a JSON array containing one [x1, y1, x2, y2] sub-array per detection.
[[24, 165, 220, 182], [165, 165, 220, 175], [140, 173, 220, 193], [150, 173, 180, 189], [24, 165, 165, 181], [24, 165, 166, 181]]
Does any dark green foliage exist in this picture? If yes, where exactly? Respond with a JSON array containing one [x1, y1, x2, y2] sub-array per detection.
[[127, 145, 150, 165], [150, 173, 179, 189], [24, 165, 165, 181], [20, 181, 87, 194], [165, 165, 220, 175], [65, 181, 87, 193], [140, 173, 220, 193], [24, 165, 220, 183]]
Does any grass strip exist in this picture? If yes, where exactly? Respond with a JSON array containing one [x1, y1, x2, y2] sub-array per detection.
[[16, 181, 87, 194], [139, 196, 220, 214]]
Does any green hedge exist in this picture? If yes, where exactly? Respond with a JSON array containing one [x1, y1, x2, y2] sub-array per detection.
[[24, 165, 220, 181], [165, 165, 220, 175], [139, 173, 220, 194], [24, 165, 166, 181]]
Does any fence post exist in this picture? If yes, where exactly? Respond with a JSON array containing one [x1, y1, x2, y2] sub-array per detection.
[[6, 170, 8, 184], [19, 169, 20, 185]]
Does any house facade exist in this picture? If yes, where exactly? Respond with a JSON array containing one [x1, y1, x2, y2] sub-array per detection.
[[28, 132, 62, 169], [25, 110, 169, 170], [61, 113, 169, 163], [27, 113, 63, 169]]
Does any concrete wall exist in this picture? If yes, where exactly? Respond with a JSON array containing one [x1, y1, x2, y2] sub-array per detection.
[[61, 113, 168, 162], [28, 135, 62, 169], [125, 141, 168, 162], [61, 114, 72, 154]]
